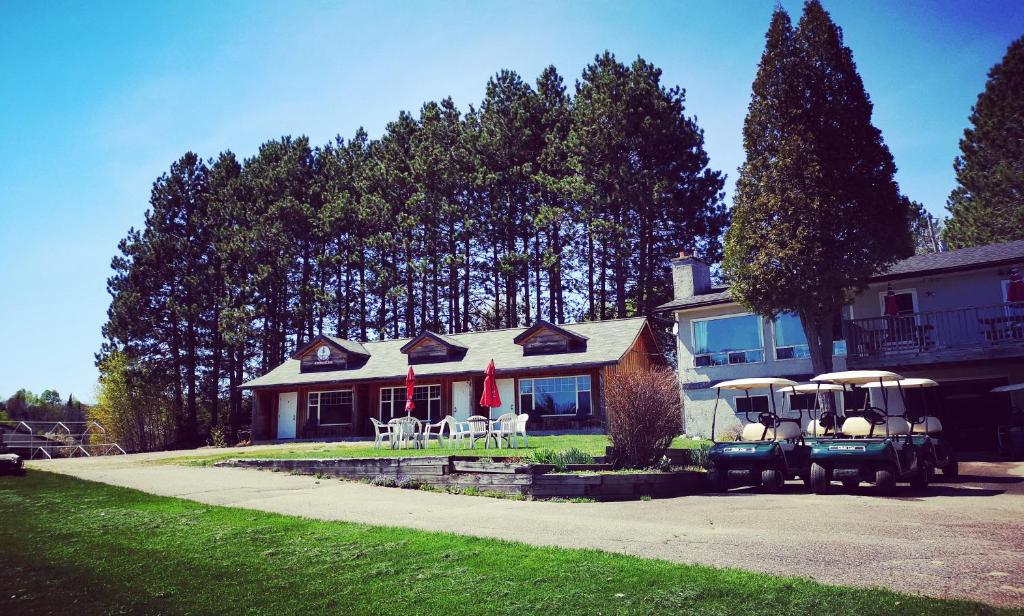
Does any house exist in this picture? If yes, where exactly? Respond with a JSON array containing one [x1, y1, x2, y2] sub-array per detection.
[[658, 240, 1024, 455], [241, 317, 663, 440]]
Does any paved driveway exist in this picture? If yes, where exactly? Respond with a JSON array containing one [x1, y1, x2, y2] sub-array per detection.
[[29, 452, 1024, 608]]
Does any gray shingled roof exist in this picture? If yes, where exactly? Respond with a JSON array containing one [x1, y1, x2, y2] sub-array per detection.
[[242, 317, 649, 389], [657, 240, 1024, 312]]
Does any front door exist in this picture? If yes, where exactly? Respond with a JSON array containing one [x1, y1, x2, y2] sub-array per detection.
[[493, 378, 516, 419], [452, 381, 471, 420], [277, 392, 297, 439]]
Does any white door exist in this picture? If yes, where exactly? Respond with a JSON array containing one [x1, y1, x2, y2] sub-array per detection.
[[277, 392, 297, 439], [452, 381, 471, 420], [493, 378, 516, 419]]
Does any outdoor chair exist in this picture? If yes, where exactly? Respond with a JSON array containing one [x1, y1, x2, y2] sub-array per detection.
[[515, 413, 529, 448], [444, 416, 473, 449], [389, 417, 422, 449], [489, 413, 517, 448], [421, 417, 449, 448], [465, 415, 489, 449], [370, 418, 394, 450]]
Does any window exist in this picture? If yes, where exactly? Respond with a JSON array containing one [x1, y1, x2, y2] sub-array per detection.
[[773, 313, 809, 360], [735, 395, 769, 415], [788, 393, 817, 412], [878, 289, 917, 315], [379, 385, 441, 422], [519, 375, 591, 416], [309, 390, 353, 426], [692, 314, 764, 367], [843, 389, 867, 412]]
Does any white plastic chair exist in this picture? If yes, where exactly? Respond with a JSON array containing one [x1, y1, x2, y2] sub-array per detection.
[[465, 415, 489, 449], [489, 413, 517, 448], [370, 418, 394, 450], [515, 413, 529, 448], [421, 417, 449, 448]]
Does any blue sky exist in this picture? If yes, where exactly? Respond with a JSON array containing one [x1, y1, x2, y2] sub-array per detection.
[[1, 0, 1021, 402]]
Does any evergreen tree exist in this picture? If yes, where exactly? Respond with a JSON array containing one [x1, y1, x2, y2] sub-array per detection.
[[724, 1, 912, 377], [945, 35, 1024, 248]]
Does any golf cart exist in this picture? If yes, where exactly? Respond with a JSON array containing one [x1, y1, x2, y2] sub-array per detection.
[[706, 378, 809, 492], [991, 383, 1024, 458], [808, 370, 932, 496], [0, 430, 25, 476], [778, 383, 845, 441], [862, 377, 958, 478]]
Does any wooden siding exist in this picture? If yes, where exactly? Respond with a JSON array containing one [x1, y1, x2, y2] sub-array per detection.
[[601, 323, 667, 424]]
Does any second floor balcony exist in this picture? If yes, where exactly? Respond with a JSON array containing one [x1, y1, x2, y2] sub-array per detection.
[[843, 303, 1024, 367]]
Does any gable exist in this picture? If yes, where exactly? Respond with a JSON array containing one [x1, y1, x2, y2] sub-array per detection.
[[297, 341, 351, 373], [400, 331, 468, 364], [513, 321, 588, 355]]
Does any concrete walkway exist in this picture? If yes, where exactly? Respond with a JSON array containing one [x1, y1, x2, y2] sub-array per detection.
[[29, 451, 1024, 608]]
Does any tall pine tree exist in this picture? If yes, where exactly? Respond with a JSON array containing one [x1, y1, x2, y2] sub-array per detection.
[[945, 35, 1024, 248], [724, 1, 912, 376]]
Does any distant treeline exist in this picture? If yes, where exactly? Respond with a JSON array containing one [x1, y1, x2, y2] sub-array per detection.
[[99, 51, 729, 448], [1, 389, 86, 424]]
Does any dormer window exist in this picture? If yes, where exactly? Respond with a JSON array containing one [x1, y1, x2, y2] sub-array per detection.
[[293, 335, 370, 373], [513, 320, 588, 356], [400, 331, 467, 364]]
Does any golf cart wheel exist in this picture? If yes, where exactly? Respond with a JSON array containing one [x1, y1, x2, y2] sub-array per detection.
[[707, 468, 728, 493], [810, 462, 831, 495], [761, 468, 784, 493], [911, 462, 931, 490], [874, 464, 896, 496], [841, 479, 859, 490], [940, 461, 959, 479]]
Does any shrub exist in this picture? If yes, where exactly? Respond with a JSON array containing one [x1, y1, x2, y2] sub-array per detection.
[[369, 475, 397, 488], [689, 441, 713, 470], [208, 427, 227, 448], [606, 367, 682, 469], [531, 448, 595, 471], [397, 477, 422, 490]]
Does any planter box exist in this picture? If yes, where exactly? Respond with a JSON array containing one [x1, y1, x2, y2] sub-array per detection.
[[217, 456, 705, 501]]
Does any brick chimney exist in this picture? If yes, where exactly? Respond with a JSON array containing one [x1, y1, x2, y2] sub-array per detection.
[[671, 251, 711, 300]]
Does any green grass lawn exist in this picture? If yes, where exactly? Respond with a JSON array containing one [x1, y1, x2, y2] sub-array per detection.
[[0, 472, 1002, 615], [159, 434, 709, 466]]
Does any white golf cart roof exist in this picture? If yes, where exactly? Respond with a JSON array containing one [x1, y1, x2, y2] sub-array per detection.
[[991, 383, 1024, 393], [713, 377, 798, 391], [860, 378, 938, 389], [778, 383, 845, 394], [811, 370, 903, 385]]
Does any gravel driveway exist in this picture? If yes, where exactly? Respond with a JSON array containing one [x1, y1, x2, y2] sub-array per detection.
[[29, 451, 1024, 608]]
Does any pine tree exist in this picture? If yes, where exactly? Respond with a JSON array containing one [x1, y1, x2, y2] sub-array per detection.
[[724, 1, 912, 377], [945, 35, 1024, 248]]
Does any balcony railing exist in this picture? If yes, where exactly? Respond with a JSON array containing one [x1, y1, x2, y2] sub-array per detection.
[[843, 303, 1024, 361]]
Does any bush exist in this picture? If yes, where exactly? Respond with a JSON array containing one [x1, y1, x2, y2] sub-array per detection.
[[369, 475, 397, 487], [208, 427, 228, 448], [606, 367, 682, 469], [531, 448, 595, 471], [690, 441, 713, 470]]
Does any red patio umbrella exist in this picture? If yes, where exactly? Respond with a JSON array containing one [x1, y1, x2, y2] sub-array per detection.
[[1008, 268, 1024, 303], [404, 367, 416, 416], [883, 284, 901, 317], [479, 359, 502, 412]]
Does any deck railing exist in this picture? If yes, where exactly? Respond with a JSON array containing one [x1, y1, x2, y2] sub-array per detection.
[[842, 303, 1024, 360]]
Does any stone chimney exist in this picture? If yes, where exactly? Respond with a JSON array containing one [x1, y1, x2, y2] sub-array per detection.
[[671, 251, 711, 300]]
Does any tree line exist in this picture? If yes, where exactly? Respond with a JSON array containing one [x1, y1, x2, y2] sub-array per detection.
[[99, 51, 729, 448]]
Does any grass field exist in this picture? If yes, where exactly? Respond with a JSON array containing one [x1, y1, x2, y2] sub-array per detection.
[[0, 471, 1003, 615], [159, 434, 709, 466]]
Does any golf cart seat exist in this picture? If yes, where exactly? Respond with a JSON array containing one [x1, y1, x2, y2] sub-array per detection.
[[806, 418, 839, 436], [740, 421, 801, 442], [911, 416, 943, 435], [841, 416, 911, 437]]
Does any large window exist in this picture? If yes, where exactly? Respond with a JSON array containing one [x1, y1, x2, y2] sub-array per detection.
[[309, 390, 353, 426], [520, 375, 591, 416], [379, 385, 441, 422], [773, 313, 809, 360], [692, 314, 764, 367], [735, 395, 769, 415]]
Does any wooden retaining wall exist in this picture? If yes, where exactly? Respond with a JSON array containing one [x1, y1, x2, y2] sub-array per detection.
[[217, 456, 705, 500]]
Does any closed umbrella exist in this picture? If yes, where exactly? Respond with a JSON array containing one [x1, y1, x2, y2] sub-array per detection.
[[404, 367, 416, 416], [479, 359, 502, 415], [1008, 268, 1024, 302], [883, 284, 901, 317]]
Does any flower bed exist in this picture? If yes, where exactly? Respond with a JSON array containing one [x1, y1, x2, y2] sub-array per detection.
[[216, 455, 704, 501]]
